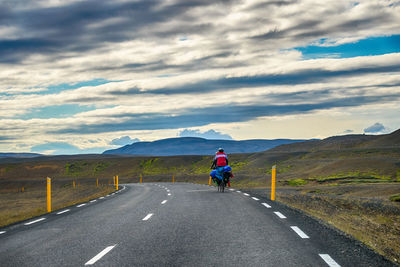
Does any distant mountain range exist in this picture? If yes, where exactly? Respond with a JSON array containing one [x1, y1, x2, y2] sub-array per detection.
[[0, 153, 42, 159], [102, 137, 311, 156]]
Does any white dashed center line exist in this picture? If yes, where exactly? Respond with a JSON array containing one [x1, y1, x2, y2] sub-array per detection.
[[0, 231, 5, 234], [261, 203, 271, 208], [85, 245, 116, 265], [236, 191, 241, 193], [142, 213, 153, 221], [274, 212, 287, 219], [168, 193, 171, 196], [252, 197, 259, 201], [291, 226, 310, 239], [77, 203, 86, 208], [243, 193, 250, 196], [161, 200, 167, 204], [57, 209, 70, 215], [24, 218, 46, 225], [319, 254, 341, 267]]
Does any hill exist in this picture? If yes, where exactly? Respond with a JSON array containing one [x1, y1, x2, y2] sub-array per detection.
[[270, 129, 400, 152], [102, 137, 309, 156], [0, 153, 42, 159]]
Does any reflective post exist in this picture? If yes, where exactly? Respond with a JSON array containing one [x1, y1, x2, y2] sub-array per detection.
[[116, 175, 119, 190], [47, 177, 51, 212], [271, 165, 276, 201]]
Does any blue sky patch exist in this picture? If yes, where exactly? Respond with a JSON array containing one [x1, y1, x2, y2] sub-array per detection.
[[43, 79, 115, 94], [18, 104, 96, 119], [296, 35, 400, 59]]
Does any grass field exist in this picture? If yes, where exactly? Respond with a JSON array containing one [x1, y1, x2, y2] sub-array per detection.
[[0, 178, 115, 228], [273, 184, 400, 264]]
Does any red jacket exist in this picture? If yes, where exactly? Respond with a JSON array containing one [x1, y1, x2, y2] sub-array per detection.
[[215, 152, 228, 167]]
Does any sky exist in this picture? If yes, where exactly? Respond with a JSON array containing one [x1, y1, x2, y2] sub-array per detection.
[[0, 0, 400, 154]]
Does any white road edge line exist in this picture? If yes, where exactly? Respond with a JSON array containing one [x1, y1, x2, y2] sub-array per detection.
[[243, 193, 250, 196], [261, 203, 271, 208], [0, 231, 6, 234], [274, 212, 287, 219], [24, 218, 46, 225], [319, 254, 341, 267], [229, 188, 234, 191], [291, 226, 310, 239], [85, 245, 116, 265], [90, 200, 97, 203], [168, 193, 171, 196], [77, 203, 87, 208], [161, 200, 167, 204], [99, 197, 105, 199], [252, 197, 259, 201], [236, 191, 241, 193], [142, 213, 153, 221], [57, 209, 70, 215]]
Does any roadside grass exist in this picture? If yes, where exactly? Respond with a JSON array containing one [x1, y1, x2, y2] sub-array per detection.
[[0, 181, 115, 228], [308, 171, 393, 183], [286, 178, 308, 186], [390, 193, 400, 202], [276, 192, 400, 264]]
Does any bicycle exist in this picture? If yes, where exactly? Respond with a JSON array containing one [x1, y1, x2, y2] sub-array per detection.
[[217, 178, 225, 192]]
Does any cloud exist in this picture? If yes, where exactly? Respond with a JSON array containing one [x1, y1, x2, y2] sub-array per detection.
[[178, 129, 232, 140], [110, 136, 140, 146], [0, 0, 400, 152], [364, 122, 387, 133]]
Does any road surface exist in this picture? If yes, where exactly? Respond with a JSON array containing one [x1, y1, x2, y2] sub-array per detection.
[[0, 183, 394, 266]]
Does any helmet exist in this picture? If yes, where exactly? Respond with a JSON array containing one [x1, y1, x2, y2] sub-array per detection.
[[218, 148, 224, 152]]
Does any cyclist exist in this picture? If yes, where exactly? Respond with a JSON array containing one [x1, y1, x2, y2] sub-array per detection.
[[211, 148, 228, 184]]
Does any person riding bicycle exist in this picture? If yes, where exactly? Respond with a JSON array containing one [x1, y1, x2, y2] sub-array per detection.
[[211, 148, 228, 184]]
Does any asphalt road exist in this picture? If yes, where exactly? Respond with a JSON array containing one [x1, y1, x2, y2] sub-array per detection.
[[0, 183, 395, 266]]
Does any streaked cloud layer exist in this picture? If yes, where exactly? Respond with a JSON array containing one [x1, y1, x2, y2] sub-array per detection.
[[0, 0, 399, 154]]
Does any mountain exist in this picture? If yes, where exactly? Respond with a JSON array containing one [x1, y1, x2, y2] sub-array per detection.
[[0, 153, 42, 159], [270, 128, 400, 152], [102, 137, 309, 156]]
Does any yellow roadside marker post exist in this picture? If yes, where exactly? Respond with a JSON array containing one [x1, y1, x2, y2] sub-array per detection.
[[116, 175, 119, 190], [21, 187, 24, 192], [173, 175, 175, 184], [96, 178, 99, 187], [73, 180, 76, 189], [140, 174, 143, 184], [47, 177, 51, 212], [209, 176, 212, 185], [113, 176, 115, 186], [271, 165, 276, 201]]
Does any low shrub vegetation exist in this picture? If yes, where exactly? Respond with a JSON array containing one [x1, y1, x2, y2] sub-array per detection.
[[389, 193, 400, 202], [287, 178, 308, 186]]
